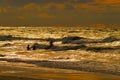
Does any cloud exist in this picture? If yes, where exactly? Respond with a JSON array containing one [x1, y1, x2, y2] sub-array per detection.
[[17, 16, 25, 20], [42, 2, 66, 10], [6, 0, 120, 13], [8, 0, 120, 18], [53, 3, 65, 9], [22, 3, 41, 10], [94, 0, 120, 5], [38, 13, 55, 18], [0, 0, 119, 26], [0, 7, 8, 13], [70, 0, 120, 13], [73, 0, 94, 3], [2, 0, 9, 3], [20, 2, 66, 13]]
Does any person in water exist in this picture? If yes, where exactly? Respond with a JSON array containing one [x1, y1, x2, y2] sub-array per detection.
[[32, 44, 36, 50], [27, 44, 31, 50], [49, 39, 54, 48]]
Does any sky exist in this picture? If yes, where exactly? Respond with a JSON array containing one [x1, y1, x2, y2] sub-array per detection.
[[0, 0, 120, 26]]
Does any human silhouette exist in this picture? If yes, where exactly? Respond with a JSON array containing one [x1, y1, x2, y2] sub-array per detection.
[[27, 44, 30, 50], [49, 39, 54, 48], [32, 45, 36, 50]]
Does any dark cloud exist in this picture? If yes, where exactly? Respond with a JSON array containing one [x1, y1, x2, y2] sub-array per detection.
[[0, 0, 94, 6], [0, 0, 40, 6], [73, 0, 94, 3], [64, 4, 75, 10], [0, 0, 120, 26]]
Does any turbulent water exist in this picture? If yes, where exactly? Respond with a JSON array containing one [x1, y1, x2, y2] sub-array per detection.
[[0, 27, 120, 80]]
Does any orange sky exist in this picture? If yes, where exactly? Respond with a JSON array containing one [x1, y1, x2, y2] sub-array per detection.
[[0, 0, 120, 26]]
